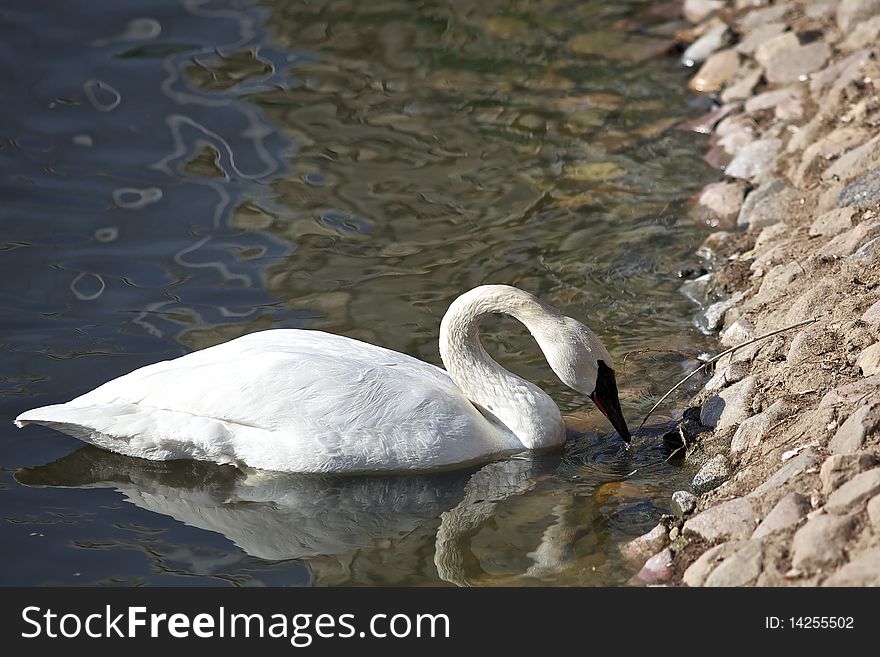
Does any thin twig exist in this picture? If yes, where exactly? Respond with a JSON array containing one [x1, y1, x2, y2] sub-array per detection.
[[635, 316, 819, 433]]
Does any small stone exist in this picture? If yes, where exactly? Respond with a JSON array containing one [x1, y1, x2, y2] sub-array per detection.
[[822, 549, 880, 586], [695, 181, 746, 226], [620, 523, 668, 564], [672, 490, 699, 517], [749, 450, 818, 498], [669, 526, 680, 540], [683, 542, 740, 587], [825, 467, 880, 514], [823, 134, 880, 183], [754, 32, 799, 68], [683, 497, 758, 542], [704, 539, 763, 586], [741, 3, 790, 30], [726, 139, 782, 183], [792, 514, 855, 571], [682, 19, 730, 67], [819, 453, 879, 494], [689, 49, 740, 93], [721, 66, 762, 102], [840, 167, 880, 208], [683, 0, 725, 23], [819, 221, 880, 258], [862, 299, 880, 325], [752, 492, 810, 539], [680, 273, 712, 304], [796, 129, 868, 186], [736, 23, 787, 55], [836, 0, 880, 32], [632, 548, 674, 585], [867, 495, 880, 530], [765, 41, 831, 84], [737, 179, 799, 230], [830, 405, 872, 454], [704, 359, 750, 395], [716, 114, 756, 154], [856, 344, 880, 376], [701, 290, 746, 331], [720, 318, 755, 348], [808, 207, 855, 237], [700, 376, 756, 431], [819, 374, 880, 409], [693, 454, 732, 494], [755, 222, 789, 249], [731, 399, 794, 454]]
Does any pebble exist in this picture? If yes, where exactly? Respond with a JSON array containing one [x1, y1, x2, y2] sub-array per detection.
[[700, 375, 756, 431], [703, 359, 750, 394], [704, 539, 763, 586], [620, 523, 668, 564], [737, 178, 799, 230], [633, 548, 674, 585], [836, 0, 880, 32], [693, 454, 732, 494], [749, 450, 818, 498], [808, 207, 855, 237], [726, 139, 782, 183], [731, 399, 794, 453], [822, 549, 880, 586], [683, 497, 758, 542], [696, 181, 746, 225], [701, 290, 746, 331], [825, 467, 880, 514], [791, 513, 855, 570], [682, 19, 729, 67], [862, 299, 880, 325], [840, 168, 880, 208], [720, 317, 755, 348], [689, 49, 740, 93], [820, 452, 878, 494], [672, 490, 699, 517], [830, 405, 872, 454], [856, 344, 880, 376], [752, 492, 811, 539], [684, 0, 725, 23], [765, 41, 831, 84]]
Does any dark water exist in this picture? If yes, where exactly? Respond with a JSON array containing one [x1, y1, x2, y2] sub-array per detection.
[[0, 0, 716, 586]]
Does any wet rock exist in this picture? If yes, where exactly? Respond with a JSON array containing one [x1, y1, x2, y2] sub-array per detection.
[[820, 452, 878, 494], [822, 549, 880, 586], [683, 497, 758, 542], [842, 15, 880, 51], [765, 41, 831, 84], [701, 290, 746, 331], [683, 0, 725, 23], [736, 22, 787, 56], [704, 539, 763, 586], [749, 449, 818, 498], [836, 0, 880, 32], [696, 181, 746, 226], [682, 19, 729, 67], [620, 523, 668, 564], [700, 375, 756, 430], [808, 207, 855, 237], [856, 344, 880, 376], [680, 273, 713, 304], [693, 454, 732, 494], [721, 66, 762, 102], [679, 103, 735, 135], [830, 405, 872, 454], [819, 221, 880, 257], [689, 49, 740, 93], [796, 128, 869, 186], [862, 299, 880, 325], [736, 178, 799, 230], [825, 467, 880, 514], [632, 548, 674, 585], [840, 168, 880, 208], [672, 490, 699, 517], [791, 513, 855, 570], [752, 492, 811, 539], [682, 541, 741, 587], [731, 399, 795, 453], [822, 134, 880, 183], [704, 360, 750, 394], [726, 139, 782, 183], [867, 495, 880, 531]]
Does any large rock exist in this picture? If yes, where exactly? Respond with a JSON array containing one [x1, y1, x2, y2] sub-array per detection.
[[822, 549, 880, 586], [749, 449, 818, 498], [682, 541, 742, 587], [820, 452, 879, 494], [737, 178, 800, 230], [704, 539, 763, 586], [620, 523, 668, 564], [766, 41, 831, 84], [736, 23, 787, 55], [700, 376, 756, 430], [820, 374, 880, 408], [752, 492, 810, 539], [696, 181, 746, 226], [837, 0, 880, 32], [754, 32, 799, 68], [700, 290, 746, 331], [693, 454, 732, 494], [632, 548, 674, 585], [731, 399, 795, 453], [808, 207, 855, 237], [830, 405, 872, 454], [825, 467, 880, 514], [683, 497, 758, 542], [791, 513, 855, 570], [726, 139, 782, 183]]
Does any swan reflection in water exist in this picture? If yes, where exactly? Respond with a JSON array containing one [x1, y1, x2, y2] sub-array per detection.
[[16, 431, 671, 586]]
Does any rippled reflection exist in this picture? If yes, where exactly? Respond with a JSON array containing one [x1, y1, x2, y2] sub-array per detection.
[[1, 0, 715, 586]]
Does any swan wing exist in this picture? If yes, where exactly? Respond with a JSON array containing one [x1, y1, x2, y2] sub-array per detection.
[[16, 330, 516, 472]]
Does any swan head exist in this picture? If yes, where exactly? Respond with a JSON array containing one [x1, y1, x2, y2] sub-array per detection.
[[541, 316, 631, 443]]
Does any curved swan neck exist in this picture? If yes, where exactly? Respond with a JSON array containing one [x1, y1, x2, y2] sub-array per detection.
[[438, 286, 566, 449]]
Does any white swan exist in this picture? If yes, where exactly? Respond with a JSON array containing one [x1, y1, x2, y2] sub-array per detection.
[[15, 285, 630, 473]]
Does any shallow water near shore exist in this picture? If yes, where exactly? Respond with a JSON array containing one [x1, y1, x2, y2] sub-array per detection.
[[0, 0, 717, 585]]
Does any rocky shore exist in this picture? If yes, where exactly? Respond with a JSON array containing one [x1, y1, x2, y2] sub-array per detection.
[[625, 0, 880, 586]]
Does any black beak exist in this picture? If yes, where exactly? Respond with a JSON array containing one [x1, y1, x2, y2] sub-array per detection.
[[590, 361, 631, 443]]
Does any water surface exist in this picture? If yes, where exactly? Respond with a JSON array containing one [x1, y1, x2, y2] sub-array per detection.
[[0, 0, 715, 586]]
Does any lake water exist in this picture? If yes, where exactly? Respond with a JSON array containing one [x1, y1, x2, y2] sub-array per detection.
[[0, 0, 716, 586]]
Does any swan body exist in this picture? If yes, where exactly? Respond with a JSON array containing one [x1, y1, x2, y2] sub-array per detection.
[[15, 285, 630, 473]]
